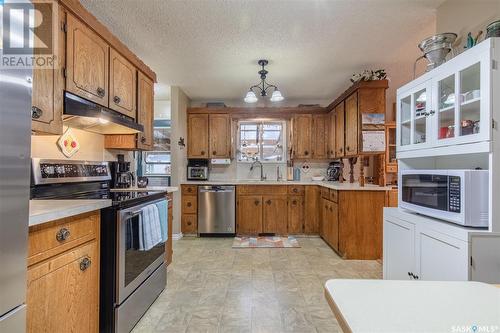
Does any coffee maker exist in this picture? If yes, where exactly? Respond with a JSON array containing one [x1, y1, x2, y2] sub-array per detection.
[[110, 154, 135, 188], [326, 161, 341, 181]]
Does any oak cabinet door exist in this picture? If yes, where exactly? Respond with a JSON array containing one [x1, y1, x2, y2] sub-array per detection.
[[335, 102, 345, 157], [188, 114, 209, 158], [312, 114, 328, 159], [320, 198, 329, 239], [345, 92, 358, 156], [327, 111, 336, 158], [137, 72, 154, 150], [262, 195, 288, 235], [27, 241, 98, 333], [209, 114, 231, 158], [293, 114, 313, 159], [237, 196, 263, 235], [181, 214, 197, 234], [287, 196, 304, 234], [304, 186, 320, 234], [109, 48, 137, 118], [66, 14, 109, 106], [329, 201, 339, 251]]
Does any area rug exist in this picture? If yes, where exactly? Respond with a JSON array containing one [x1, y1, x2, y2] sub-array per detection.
[[232, 236, 300, 248]]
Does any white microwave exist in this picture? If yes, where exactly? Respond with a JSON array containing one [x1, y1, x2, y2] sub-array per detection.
[[399, 170, 489, 227]]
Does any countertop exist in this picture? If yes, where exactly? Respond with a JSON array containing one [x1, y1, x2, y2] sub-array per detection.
[[29, 199, 112, 227], [110, 186, 179, 193], [324, 279, 500, 333], [182, 180, 393, 191]]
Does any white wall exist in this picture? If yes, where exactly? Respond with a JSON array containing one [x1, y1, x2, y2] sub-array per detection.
[[170, 86, 191, 235], [154, 99, 171, 119]]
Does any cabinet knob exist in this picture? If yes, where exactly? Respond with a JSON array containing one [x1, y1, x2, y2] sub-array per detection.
[[266, 200, 272, 205], [292, 200, 297, 205], [254, 200, 260, 206], [31, 106, 43, 119], [339, 147, 343, 153], [96, 87, 105, 97], [187, 202, 192, 207], [141, 136, 146, 144], [329, 207, 333, 212], [187, 188, 192, 193], [346, 146, 350, 151], [201, 151, 205, 156], [187, 221, 192, 226], [304, 151, 309, 156], [212, 151, 217, 155], [293, 188, 298, 193], [56, 228, 70, 242], [113, 96, 121, 104], [79, 257, 91, 271]]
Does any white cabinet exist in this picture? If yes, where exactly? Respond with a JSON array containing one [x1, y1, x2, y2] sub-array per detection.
[[383, 218, 415, 280], [418, 229, 469, 281], [397, 38, 495, 157]]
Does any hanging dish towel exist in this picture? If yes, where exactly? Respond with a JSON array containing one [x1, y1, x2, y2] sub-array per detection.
[[139, 204, 162, 251], [155, 200, 168, 243]]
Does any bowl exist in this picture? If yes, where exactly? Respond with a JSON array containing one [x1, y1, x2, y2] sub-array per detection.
[[311, 176, 324, 181]]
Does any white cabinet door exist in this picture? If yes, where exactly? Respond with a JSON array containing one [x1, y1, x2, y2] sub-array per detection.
[[397, 80, 433, 152], [383, 218, 416, 280], [417, 229, 469, 281]]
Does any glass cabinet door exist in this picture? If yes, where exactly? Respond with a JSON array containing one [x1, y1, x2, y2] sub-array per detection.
[[437, 74, 456, 140], [458, 62, 480, 137], [413, 89, 428, 145], [400, 95, 411, 147]]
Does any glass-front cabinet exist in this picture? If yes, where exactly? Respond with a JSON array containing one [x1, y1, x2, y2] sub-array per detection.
[[396, 39, 491, 156]]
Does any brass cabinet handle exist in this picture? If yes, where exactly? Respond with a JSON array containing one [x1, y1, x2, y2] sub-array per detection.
[[79, 257, 91, 271], [187, 221, 192, 226], [201, 151, 205, 156], [187, 202, 192, 207], [56, 228, 70, 242], [31, 106, 43, 119], [304, 151, 309, 156], [113, 96, 121, 104], [266, 200, 272, 205], [96, 87, 105, 97]]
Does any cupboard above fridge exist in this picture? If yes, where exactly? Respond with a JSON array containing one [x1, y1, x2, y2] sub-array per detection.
[[396, 38, 496, 159]]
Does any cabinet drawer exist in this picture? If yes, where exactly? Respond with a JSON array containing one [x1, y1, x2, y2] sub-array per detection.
[[386, 164, 397, 173], [288, 185, 305, 195], [237, 185, 287, 195], [182, 214, 197, 234], [28, 211, 99, 266], [182, 185, 197, 195], [182, 195, 197, 214], [329, 189, 338, 203], [321, 187, 330, 199]]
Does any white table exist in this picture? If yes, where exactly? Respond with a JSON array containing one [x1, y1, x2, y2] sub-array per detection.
[[324, 279, 500, 333]]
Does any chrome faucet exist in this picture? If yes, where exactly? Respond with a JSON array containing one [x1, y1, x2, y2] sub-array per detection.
[[250, 160, 267, 181]]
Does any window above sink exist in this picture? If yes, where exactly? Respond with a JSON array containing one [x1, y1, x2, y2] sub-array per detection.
[[236, 120, 286, 163]]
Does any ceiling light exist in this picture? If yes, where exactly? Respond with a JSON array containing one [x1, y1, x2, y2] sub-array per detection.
[[244, 90, 258, 103], [270, 89, 284, 102], [244, 59, 284, 103], [99, 118, 109, 124]]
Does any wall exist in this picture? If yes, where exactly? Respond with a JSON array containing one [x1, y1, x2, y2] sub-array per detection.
[[436, 0, 500, 47], [170, 86, 191, 236]]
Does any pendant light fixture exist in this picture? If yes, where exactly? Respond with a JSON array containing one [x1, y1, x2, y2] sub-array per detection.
[[244, 59, 284, 103]]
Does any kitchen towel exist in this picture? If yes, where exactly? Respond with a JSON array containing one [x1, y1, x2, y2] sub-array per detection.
[[155, 200, 168, 243], [139, 204, 162, 251]]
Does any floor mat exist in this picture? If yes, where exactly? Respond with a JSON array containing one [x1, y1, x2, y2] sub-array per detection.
[[232, 236, 300, 248]]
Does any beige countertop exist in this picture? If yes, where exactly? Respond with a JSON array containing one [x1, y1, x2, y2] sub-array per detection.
[[182, 180, 393, 191], [325, 279, 500, 333], [110, 186, 179, 193], [29, 199, 112, 227]]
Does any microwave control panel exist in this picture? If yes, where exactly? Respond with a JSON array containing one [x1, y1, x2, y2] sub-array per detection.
[[448, 176, 461, 213]]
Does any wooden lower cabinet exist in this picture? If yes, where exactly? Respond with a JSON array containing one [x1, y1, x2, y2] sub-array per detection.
[[237, 195, 263, 234], [181, 185, 198, 234], [262, 195, 287, 235], [26, 211, 100, 333], [287, 196, 304, 234], [321, 198, 339, 252], [304, 186, 320, 234], [182, 214, 197, 234]]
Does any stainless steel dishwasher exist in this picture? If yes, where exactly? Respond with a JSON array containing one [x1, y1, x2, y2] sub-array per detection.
[[198, 185, 236, 236]]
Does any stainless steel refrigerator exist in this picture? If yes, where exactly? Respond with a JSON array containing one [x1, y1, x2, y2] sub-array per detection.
[[0, 38, 33, 333]]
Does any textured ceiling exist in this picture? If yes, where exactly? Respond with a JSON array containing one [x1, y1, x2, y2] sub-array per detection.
[[80, 0, 445, 103]]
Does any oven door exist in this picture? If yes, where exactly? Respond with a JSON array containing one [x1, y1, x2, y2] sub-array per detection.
[[401, 173, 450, 215], [116, 198, 167, 304]]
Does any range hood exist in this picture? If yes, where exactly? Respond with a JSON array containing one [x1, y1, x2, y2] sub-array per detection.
[[62, 92, 143, 134]]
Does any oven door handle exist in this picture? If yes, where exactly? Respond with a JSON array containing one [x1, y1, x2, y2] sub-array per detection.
[[127, 210, 142, 218]]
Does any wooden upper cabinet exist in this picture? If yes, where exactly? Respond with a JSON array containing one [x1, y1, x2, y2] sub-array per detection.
[[262, 195, 288, 235], [293, 114, 313, 159], [335, 102, 345, 157], [237, 195, 263, 235], [31, 5, 64, 135], [66, 14, 109, 106], [109, 48, 137, 118], [345, 92, 358, 156], [209, 114, 231, 158], [327, 111, 336, 159], [188, 114, 209, 158], [312, 114, 328, 159], [137, 72, 154, 150]]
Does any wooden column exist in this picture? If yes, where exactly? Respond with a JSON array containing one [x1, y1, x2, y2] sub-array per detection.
[[359, 156, 365, 187], [339, 159, 344, 183], [348, 157, 356, 184], [379, 154, 386, 186]]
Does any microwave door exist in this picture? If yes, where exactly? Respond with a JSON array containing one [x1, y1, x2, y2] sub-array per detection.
[[402, 174, 448, 211]]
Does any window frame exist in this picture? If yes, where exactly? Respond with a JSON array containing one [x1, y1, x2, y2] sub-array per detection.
[[236, 119, 287, 164]]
